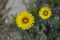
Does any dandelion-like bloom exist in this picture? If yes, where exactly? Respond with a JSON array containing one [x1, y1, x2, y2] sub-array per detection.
[[16, 11, 35, 30], [39, 6, 52, 20]]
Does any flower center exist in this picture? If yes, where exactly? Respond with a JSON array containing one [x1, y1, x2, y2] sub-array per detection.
[[22, 18, 29, 23], [43, 11, 48, 16]]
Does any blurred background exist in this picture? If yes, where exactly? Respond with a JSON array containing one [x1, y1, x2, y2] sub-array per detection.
[[0, 0, 60, 40]]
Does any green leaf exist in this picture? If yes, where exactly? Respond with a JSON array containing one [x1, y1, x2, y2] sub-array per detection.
[[50, 0, 56, 4], [22, 31, 33, 40]]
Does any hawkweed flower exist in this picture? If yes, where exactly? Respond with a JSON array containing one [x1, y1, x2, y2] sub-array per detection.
[[16, 11, 35, 30], [39, 6, 52, 20]]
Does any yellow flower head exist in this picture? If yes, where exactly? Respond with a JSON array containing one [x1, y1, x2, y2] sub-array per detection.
[[16, 11, 35, 30], [39, 6, 52, 20]]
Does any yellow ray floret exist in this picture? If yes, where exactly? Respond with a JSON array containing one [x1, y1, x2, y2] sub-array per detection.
[[16, 11, 35, 30], [39, 6, 52, 20]]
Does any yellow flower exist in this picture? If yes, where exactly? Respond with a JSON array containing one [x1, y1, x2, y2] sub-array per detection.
[[16, 11, 35, 30], [39, 6, 52, 20]]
